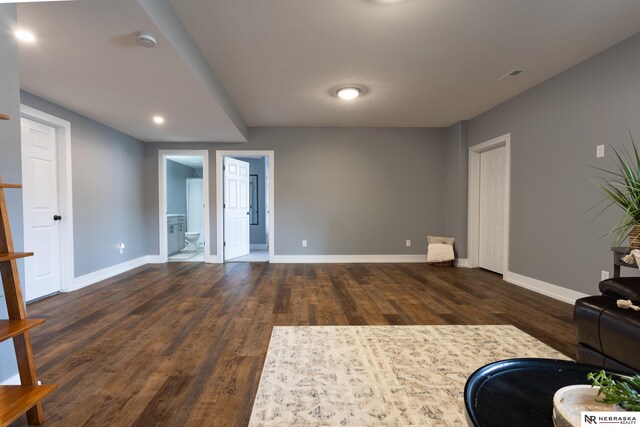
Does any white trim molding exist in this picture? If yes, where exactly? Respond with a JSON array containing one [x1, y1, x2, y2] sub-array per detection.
[[20, 104, 75, 293], [270, 254, 428, 263], [158, 150, 212, 264], [467, 133, 511, 276], [216, 150, 275, 263], [72, 255, 154, 291], [0, 373, 21, 386], [455, 258, 470, 267], [504, 271, 588, 304]]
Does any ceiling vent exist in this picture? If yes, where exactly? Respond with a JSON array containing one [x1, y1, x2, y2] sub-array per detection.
[[134, 32, 157, 48], [498, 69, 523, 80]]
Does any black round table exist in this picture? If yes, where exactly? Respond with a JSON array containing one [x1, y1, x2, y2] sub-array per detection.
[[464, 358, 619, 427]]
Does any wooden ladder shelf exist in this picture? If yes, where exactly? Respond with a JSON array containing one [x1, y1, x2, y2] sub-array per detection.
[[0, 177, 55, 426]]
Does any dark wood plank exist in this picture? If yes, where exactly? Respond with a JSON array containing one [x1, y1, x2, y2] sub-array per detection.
[[11, 263, 577, 426]]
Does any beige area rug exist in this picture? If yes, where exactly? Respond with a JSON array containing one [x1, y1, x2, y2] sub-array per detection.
[[249, 325, 570, 426]]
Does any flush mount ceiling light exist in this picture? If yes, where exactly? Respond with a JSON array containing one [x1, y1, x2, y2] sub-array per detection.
[[153, 115, 165, 125], [336, 87, 362, 100], [15, 29, 36, 44]]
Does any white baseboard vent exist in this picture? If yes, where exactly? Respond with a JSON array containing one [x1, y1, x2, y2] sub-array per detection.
[[504, 271, 588, 305]]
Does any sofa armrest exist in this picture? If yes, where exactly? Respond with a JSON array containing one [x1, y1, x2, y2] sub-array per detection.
[[599, 277, 640, 303]]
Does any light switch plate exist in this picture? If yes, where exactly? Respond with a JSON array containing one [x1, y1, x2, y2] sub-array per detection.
[[596, 145, 605, 158], [302, 240, 307, 247], [601, 270, 610, 281]]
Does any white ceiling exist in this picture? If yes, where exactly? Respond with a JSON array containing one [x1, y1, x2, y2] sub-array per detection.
[[18, 0, 246, 142], [170, 0, 640, 127], [167, 155, 202, 169], [15, 0, 640, 141]]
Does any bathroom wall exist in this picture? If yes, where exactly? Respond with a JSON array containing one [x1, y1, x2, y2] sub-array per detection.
[[166, 159, 195, 215]]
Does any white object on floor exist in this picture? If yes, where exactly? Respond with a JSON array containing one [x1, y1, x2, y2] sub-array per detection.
[[427, 242, 455, 262], [185, 232, 200, 251]]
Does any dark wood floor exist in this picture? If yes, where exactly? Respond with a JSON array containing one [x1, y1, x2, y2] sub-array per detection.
[[11, 262, 576, 426]]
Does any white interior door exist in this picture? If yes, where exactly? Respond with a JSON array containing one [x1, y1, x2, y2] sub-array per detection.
[[21, 117, 62, 301], [479, 146, 505, 274], [224, 157, 250, 260]]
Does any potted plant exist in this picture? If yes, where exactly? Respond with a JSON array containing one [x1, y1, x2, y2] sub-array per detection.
[[588, 370, 640, 411], [591, 134, 640, 249]]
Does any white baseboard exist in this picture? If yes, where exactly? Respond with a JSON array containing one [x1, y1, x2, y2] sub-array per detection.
[[146, 255, 164, 264], [504, 271, 588, 304], [250, 244, 268, 250], [71, 255, 152, 291], [0, 372, 20, 385], [270, 254, 428, 263], [455, 258, 470, 267]]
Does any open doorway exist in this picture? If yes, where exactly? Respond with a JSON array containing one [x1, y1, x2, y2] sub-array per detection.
[[216, 150, 274, 263], [159, 150, 210, 263]]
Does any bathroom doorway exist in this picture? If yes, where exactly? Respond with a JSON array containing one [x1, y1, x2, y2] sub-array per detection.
[[159, 150, 210, 263]]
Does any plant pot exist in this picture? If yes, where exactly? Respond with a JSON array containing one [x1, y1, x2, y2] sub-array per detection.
[[630, 224, 640, 249]]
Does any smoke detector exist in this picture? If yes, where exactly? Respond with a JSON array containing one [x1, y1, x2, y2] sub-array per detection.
[[134, 32, 157, 48]]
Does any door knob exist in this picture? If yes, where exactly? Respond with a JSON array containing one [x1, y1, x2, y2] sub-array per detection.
[[53, 215, 62, 221]]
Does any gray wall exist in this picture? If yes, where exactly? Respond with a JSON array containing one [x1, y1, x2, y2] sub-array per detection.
[[0, 4, 22, 382], [236, 157, 267, 245], [445, 121, 468, 257], [166, 159, 195, 215], [144, 127, 449, 256], [467, 33, 640, 295], [20, 92, 148, 277]]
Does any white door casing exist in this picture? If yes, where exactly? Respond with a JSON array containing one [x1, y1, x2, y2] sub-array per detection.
[[21, 117, 62, 301], [468, 133, 510, 276], [223, 157, 250, 260], [478, 146, 506, 273], [215, 150, 275, 264]]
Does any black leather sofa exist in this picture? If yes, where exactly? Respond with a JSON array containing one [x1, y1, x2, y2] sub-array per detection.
[[574, 277, 640, 373]]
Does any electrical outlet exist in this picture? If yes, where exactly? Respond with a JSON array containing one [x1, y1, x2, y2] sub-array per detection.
[[596, 145, 605, 158], [302, 240, 307, 248], [119, 243, 125, 254], [406, 240, 411, 247], [601, 270, 610, 281]]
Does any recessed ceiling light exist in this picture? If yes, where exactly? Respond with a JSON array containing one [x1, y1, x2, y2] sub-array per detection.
[[15, 29, 36, 44], [336, 87, 361, 100], [153, 116, 165, 125]]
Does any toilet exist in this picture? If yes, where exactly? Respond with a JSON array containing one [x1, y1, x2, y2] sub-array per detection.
[[185, 232, 200, 252]]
